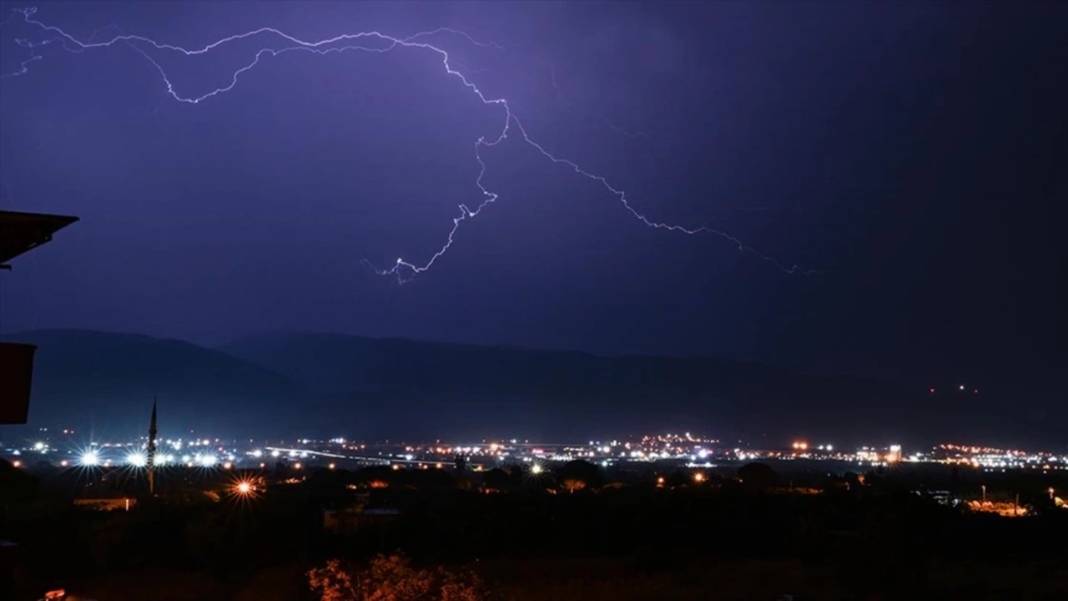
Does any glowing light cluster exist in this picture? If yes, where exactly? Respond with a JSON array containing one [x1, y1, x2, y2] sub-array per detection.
[[79, 450, 100, 467]]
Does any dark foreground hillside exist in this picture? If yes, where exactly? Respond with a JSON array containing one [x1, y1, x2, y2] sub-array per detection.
[[4, 459, 1067, 600]]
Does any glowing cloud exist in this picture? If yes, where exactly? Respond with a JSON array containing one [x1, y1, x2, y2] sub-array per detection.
[[4, 7, 807, 281]]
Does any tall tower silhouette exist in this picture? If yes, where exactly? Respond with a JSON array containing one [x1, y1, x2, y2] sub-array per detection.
[[146, 399, 158, 496]]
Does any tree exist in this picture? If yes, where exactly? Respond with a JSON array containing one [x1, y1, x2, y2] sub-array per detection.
[[481, 468, 511, 492], [737, 462, 777, 492], [555, 460, 604, 492], [308, 554, 484, 601], [307, 560, 358, 601]]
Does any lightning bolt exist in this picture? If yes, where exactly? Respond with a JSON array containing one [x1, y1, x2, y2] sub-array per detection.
[[3, 6, 809, 282]]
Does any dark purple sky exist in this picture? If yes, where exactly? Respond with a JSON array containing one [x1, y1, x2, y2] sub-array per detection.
[[1, 2, 1065, 391]]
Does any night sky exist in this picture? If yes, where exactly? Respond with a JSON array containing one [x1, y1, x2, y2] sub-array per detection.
[[1, 2, 1065, 403]]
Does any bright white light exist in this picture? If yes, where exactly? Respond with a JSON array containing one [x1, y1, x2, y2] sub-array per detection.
[[80, 450, 100, 466], [197, 453, 218, 467], [33, 441, 45, 451], [270, 450, 280, 458], [126, 452, 147, 467], [250, 449, 263, 458], [531, 464, 543, 475]]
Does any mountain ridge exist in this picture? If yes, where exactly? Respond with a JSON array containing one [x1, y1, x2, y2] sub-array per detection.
[[5, 328, 1050, 446]]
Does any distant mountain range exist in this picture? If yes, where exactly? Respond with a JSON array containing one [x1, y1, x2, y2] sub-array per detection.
[[3, 330, 299, 437], [3, 329, 1058, 447]]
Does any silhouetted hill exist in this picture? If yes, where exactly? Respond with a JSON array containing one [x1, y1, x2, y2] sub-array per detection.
[[221, 332, 922, 443], [4, 330, 299, 436], [6, 329, 1049, 446]]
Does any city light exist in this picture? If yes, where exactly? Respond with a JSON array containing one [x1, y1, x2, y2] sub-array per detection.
[[886, 445, 903, 464], [693, 472, 706, 484], [6, 432, 1064, 483], [125, 451, 147, 467]]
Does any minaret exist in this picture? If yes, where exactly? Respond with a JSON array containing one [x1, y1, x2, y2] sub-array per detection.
[[146, 398, 158, 496]]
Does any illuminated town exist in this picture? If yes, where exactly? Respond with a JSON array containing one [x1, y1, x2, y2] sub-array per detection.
[[6, 428, 1066, 473], [3, 422, 1067, 600], [5, 427, 1066, 516]]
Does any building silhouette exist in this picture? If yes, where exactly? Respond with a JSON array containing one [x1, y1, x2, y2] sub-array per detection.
[[0, 210, 77, 424], [147, 399, 158, 496]]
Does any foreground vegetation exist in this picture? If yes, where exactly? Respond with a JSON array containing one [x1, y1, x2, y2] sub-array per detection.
[[2, 459, 1067, 600]]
